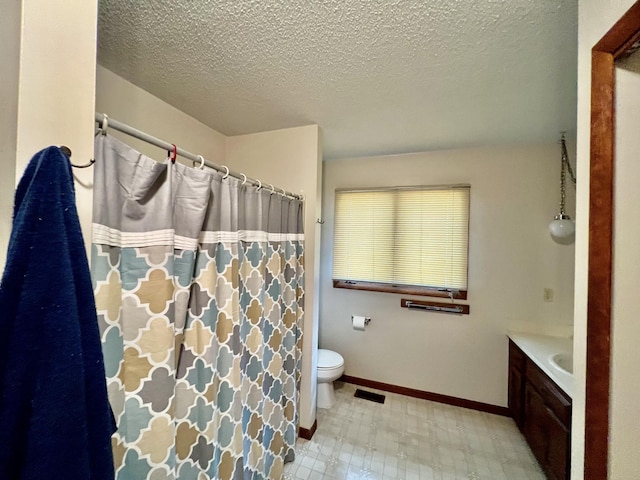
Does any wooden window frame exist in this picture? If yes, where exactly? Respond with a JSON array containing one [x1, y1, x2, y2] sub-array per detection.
[[333, 279, 467, 299]]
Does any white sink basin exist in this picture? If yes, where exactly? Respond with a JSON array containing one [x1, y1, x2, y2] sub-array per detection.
[[549, 353, 573, 375]]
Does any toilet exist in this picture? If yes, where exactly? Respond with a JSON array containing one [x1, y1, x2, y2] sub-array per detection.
[[317, 349, 345, 409]]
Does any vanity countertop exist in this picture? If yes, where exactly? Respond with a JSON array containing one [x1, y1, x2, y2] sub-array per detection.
[[508, 332, 574, 398]]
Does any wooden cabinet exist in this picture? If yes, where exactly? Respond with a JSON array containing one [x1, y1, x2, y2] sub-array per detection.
[[508, 340, 571, 480], [523, 382, 548, 466], [508, 340, 526, 430]]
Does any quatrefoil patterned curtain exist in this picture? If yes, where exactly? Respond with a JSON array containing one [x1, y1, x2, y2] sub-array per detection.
[[91, 135, 304, 480]]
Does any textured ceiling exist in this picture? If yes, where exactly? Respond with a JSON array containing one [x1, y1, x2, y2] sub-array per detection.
[[97, 1, 578, 160]]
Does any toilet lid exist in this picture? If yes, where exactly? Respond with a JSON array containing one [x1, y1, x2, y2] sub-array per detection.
[[318, 349, 344, 369]]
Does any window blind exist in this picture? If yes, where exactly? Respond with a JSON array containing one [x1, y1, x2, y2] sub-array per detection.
[[333, 185, 470, 293]]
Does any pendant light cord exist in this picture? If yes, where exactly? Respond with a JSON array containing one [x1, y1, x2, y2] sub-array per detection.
[[559, 133, 576, 216], [561, 134, 577, 185]]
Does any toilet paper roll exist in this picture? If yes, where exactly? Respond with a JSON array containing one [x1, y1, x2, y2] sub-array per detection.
[[352, 315, 367, 331]]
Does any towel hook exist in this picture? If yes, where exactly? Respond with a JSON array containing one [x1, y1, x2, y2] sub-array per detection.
[[222, 165, 229, 179], [194, 155, 205, 170], [241, 173, 247, 185], [59, 145, 96, 168]]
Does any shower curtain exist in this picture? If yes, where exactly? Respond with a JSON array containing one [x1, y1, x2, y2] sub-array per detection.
[[91, 134, 304, 480]]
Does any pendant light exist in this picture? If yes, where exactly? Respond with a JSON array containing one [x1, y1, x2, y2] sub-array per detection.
[[549, 134, 577, 244]]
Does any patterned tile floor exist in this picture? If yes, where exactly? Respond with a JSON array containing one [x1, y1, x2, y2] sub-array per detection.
[[284, 382, 545, 480]]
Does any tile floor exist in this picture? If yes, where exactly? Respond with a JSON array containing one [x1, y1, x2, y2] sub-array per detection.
[[284, 382, 545, 480]]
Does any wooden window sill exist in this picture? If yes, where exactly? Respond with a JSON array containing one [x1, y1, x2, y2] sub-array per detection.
[[332, 279, 467, 300]]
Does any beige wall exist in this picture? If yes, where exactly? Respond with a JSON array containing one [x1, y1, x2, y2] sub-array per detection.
[[0, 0, 97, 269], [575, 1, 638, 478], [321, 144, 575, 407], [226, 126, 323, 430], [0, 1, 21, 270], [15, 1, 99, 248]]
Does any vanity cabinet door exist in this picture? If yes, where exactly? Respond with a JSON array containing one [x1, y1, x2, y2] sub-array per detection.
[[527, 361, 572, 429], [508, 340, 526, 430], [508, 364, 525, 430], [523, 363, 571, 480], [546, 409, 570, 480], [523, 382, 547, 470]]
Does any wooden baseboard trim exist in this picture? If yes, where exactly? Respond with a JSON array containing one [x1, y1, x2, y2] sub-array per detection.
[[340, 375, 509, 417], [298, 419, 317, 440]]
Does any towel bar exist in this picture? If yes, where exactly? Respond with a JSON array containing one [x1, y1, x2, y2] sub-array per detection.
[[400, 298, 470, 315]]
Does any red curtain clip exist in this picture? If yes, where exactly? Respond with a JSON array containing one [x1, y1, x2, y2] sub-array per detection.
[[169, 144, 177, 164]]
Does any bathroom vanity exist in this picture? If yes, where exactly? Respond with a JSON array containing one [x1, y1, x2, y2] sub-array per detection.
[[508, 334, 573, 480]]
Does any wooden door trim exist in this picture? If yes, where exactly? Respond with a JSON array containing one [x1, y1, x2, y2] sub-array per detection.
[[587, 2, 640, 478]]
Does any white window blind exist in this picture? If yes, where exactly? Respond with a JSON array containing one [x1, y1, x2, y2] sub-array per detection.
[[333, 185, 470, 294]]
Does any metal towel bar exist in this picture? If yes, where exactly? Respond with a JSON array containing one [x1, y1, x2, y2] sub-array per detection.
[[400, 298, 470, 315], [405, 301, 464, 314]]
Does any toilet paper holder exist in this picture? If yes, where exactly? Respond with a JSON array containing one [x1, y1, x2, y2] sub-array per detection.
[[352, 315, 371, 325]]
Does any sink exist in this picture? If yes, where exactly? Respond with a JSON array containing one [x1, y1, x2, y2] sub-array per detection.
[[549, 353, 573, 375]]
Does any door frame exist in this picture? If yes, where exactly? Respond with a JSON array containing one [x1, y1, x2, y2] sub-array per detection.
[[587, 2, 640, 478]]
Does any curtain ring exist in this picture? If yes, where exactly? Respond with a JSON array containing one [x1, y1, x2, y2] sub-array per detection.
[[100, 113, 109, 136], [169, 144, 177, 164], [222, 165, 229, 179], [256, 180, 262, 191], [241, 173, 247, 185], [269, 184, 275, 195], [195, 155, 205, 170], [280, 187, 286, 197]]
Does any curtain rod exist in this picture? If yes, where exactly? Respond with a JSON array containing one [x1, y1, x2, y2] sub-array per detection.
[[94, 113, 303, 201]]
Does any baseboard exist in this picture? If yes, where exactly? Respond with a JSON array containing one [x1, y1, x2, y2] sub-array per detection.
[[340, 374, 509, 417], [298, 419, 318, 440]]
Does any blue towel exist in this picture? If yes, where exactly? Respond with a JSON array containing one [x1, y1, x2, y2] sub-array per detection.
[[0, 147, 115, 479]]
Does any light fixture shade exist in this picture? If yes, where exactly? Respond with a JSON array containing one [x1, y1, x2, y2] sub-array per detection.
[[549, 215, 575, 244]]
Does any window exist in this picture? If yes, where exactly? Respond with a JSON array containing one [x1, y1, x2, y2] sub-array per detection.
[[332, 185, 470, 299]]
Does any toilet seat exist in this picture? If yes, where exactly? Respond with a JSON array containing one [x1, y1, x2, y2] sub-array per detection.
[[318, 349, 344, 369]]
